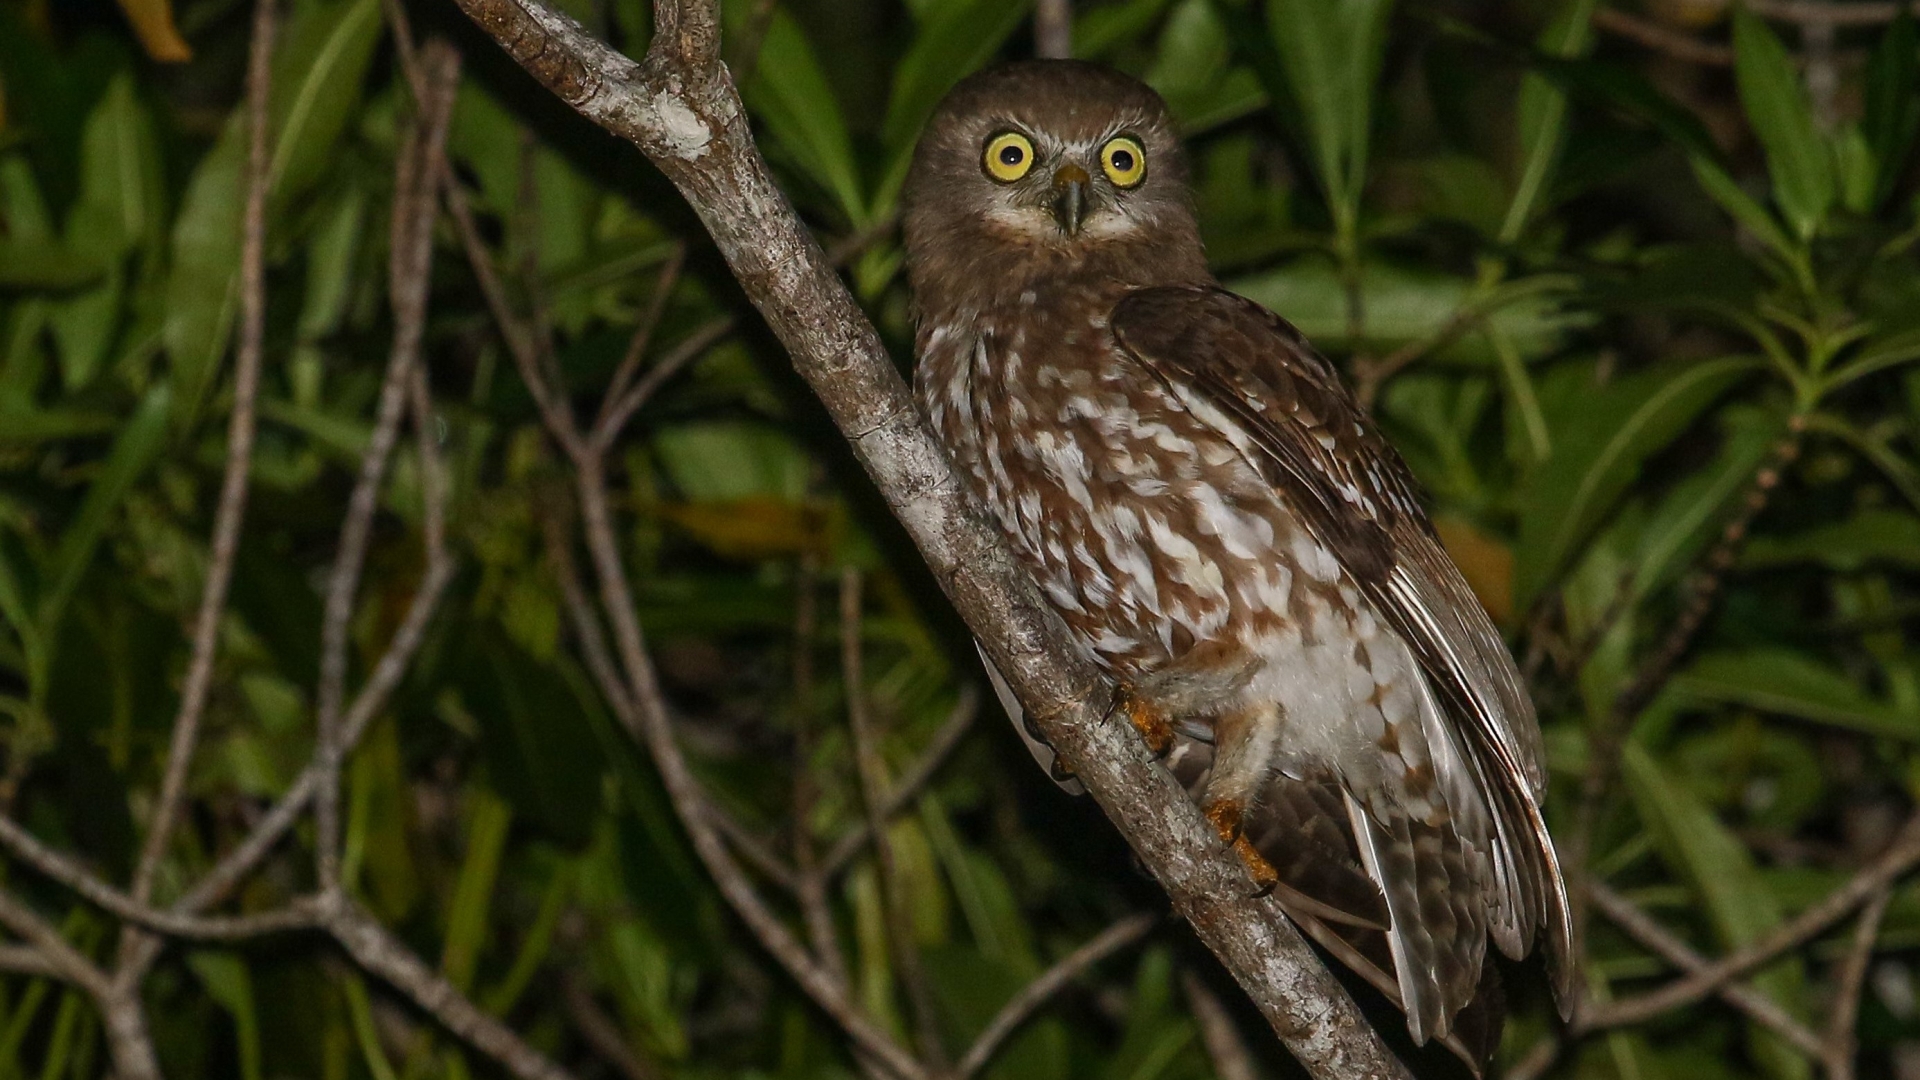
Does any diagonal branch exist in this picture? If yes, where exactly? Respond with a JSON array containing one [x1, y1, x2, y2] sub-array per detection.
[[1583, 814, 1920, 1032], [1585, 883, 1825, 1059], [127, 0, 277, 922], [955, 913, 1157, 1078], [447, 3, 1410, 1073]]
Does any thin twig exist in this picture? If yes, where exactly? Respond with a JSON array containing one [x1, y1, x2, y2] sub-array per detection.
[[1583, 814, 1920, 1032], [822, 686, 978, 877], [843, 569, 948, 1067], [1585, 884, 1825, 1058], [593, 315, 735, 451], [444, 178, 584, 455], [0, 891, 109, 998], [127, 0, 277, 923], [1823, 887, 1890, 1080], [566, 455, 931, 1080], [325, 897, 578, 1080], [562, 974, 661, 1080], [955, 914, 1157, 1078], [1181, 969, 1262, 1080], [1593, 8, 1734, 66], [1034, 0, 1072, 58], [314, 40, 460, 894], [1751, 0, 1919, 26], [598, 242, 688, 429]]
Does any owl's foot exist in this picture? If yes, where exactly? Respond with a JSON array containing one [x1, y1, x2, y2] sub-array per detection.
[[1203, 798, 1278, 897], [1110, 683, 1174, 757]]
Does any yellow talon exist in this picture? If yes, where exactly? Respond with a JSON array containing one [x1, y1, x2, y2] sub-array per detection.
[[1114, 684, 1174, 757]]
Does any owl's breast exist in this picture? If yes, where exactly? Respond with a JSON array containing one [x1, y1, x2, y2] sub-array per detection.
[[915, 303, 1336, 679]]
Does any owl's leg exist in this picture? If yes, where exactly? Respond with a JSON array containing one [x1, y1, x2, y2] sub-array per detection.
[[1112, 640, 1261, 759], [1200, 703, 1283, 895]]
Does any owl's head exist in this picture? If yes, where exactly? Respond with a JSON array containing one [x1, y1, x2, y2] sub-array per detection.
[[902, 61, 1205, 294]]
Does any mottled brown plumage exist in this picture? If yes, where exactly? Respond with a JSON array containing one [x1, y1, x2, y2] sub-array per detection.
[[903, 60, 1572, 1069]]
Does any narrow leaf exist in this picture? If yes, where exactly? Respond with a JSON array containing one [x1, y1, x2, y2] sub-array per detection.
[[1733, 10, 1834, 238]]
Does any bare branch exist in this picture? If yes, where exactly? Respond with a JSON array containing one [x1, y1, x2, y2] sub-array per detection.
[[324, 897, 578, 1080], [129, 0, 277, 919], [314, 40, 461, 891], [599, 243, 688, 427], [562, 973, 662, 1080], [570, 456, 931, 1080], [1585, 884, 1825, 1059], [444, 178, 585, 454], [822, 686, 978, 878], [956, 914, 1157, 1079], [1035, 0, 1072, 59], [450, 1, 1411, 1073], [1823, 887, 1891, 1080], [1181, 969, 1263, 1080], [1751, 0, 1919, 26], [1583, 816, 1920, 1033], [0, 942, 57, 979], [0, 891, 109, 998], [593, 315, 736, 451], [1593, 9, 1734, 66]]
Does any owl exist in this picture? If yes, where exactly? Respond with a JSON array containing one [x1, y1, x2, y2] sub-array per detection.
[[902, 61, 1572, 1068]]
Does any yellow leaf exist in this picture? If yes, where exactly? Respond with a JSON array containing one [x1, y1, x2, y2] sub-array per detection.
[[658, 498, 828, 560], [1435, 515, 1514, 626], [116, 0, 192, 63]]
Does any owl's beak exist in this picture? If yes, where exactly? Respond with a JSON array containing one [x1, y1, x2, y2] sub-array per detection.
[[1051, 164, 1090, 237]]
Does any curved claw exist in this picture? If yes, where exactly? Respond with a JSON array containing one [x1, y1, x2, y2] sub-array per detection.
[[1109, 684, 1174, 758], [1203, 799, 1279, 896], [1049, 756, 1078, 784]]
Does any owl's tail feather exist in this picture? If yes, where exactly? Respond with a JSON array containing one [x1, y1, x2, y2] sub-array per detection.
[[1278, 878, 1506, 1076]]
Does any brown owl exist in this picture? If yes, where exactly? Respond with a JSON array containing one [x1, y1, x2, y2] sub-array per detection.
[[902, 60, 1572, 1068]]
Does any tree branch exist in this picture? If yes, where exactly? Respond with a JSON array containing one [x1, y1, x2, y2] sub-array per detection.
[[955, 913, 1157, 1079], [1584, 883, 1825, 1059], [1583, 814, 1920, 1032]]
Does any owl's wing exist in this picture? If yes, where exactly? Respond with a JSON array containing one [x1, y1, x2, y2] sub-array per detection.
[[1111, 284, 1573, 1006]]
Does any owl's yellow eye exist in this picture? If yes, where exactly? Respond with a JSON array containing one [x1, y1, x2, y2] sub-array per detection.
[[1099, 136, 1146, 188], [983, 132, 1036, 182]]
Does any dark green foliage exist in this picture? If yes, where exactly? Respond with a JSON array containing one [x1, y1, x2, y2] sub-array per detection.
[[3, 1, 1920, 1078]]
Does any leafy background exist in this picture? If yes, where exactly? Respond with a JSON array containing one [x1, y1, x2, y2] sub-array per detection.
[[3, 0, 1920, 1078]]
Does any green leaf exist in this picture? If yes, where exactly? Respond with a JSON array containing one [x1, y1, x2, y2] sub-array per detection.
[[1264, 0, 1394, 235], [441, 789, 512, 994], [1689, 154, 1798, 265], [1631, 405, 1784, 598], [1743, 508, 1920, 572], [162, 118, 244, 426], [1733, 9, 1834, 239], [0, 241, 107, 290], [1514, 357, 1758, 606], [729, 1, 865, 222], [1864, 9, 1919, 207], [1623, 745, 1811, 1080], [1669, 649, 1920, 741], [38, 381, 171, 637], [66, 73, 165, 259], [265, 0, 382, 203], [1501, 0, 1596, 241], [1227, 259, 1586, 362], [187, 951, 263, 1080], [1145, 1, 1266, 132], [880, 0, 1033, 189]]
